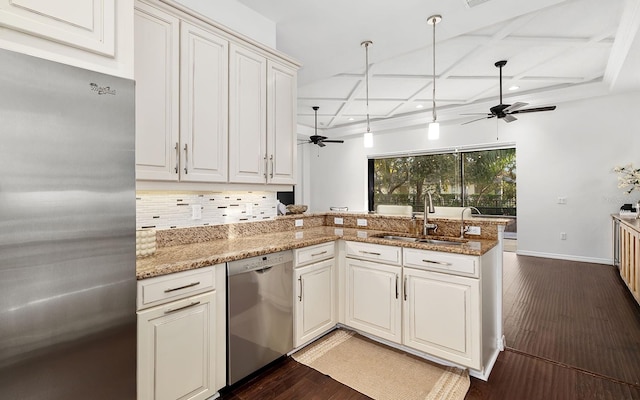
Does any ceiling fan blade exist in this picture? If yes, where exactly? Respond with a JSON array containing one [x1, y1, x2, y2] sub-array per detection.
[[503, 114, 517, 123], [503, 102, 528, 113], [317, 141, 326, 147], [321, 140, 344, 143], [460, 113, 493, 116], [510, 105, 557, 114], [462, 115, 495, 125]]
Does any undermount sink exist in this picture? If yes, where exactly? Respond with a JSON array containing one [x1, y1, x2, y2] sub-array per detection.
[[374, 234, 467, 246]]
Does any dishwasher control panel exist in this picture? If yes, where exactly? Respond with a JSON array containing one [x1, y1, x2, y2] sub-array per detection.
[[227, 250, 293, 275]]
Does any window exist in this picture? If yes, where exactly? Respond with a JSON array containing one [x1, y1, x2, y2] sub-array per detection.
[[369, 147, 516, 216]]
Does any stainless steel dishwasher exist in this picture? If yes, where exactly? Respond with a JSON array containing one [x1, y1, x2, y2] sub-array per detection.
[[227, 250, 293, 385]]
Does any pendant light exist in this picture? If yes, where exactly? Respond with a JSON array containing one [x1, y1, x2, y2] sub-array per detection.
[[362, 40, 374, 148], [427, 15, 442, 140]]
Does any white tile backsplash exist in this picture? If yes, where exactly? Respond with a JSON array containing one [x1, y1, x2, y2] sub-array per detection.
[[136, 191, 277, 230]]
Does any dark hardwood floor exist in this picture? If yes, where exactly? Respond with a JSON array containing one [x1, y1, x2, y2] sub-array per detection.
[[222, 253, 640, 400]]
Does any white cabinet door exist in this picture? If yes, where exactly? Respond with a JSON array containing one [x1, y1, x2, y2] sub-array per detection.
[[228, 44, 267, 184], [266, 60, 296, 185], [294, 259, 336, 347], [179, 21, 228, 182], [403, 268, 481, 369], [134, 3, 180, 181], [0, 0, 116, 56], [345, 258, 402, 344], [138, 291, 217, 400]]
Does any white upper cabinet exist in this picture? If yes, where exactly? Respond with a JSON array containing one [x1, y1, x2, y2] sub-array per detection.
[[134, 3, 180, 181], [0, 0, 133, 78], [179, 21, 228, 183], [135, 2, 229, 183], [267, 60, 297, 185], [0, 0, 115, 55], [228, 44, 267, 184], [229, 45, 297, 185], [134, 1, 299, 188]]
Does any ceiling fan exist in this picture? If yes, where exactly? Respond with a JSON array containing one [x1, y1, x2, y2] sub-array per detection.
[[301, 106, 344, 147], [462, 60, 557, 125]]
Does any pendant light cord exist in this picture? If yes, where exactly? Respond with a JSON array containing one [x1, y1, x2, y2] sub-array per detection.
[[431, 16, 437, 123], [365, 42, 371, 133]]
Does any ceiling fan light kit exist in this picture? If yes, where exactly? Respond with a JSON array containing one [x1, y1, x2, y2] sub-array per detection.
[[362, 40, 374, 148], [427, 14, 441, 140]]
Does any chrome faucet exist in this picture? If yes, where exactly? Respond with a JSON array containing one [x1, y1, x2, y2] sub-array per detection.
[[423, 192, 437, 235], [460, 206, 481, 238]]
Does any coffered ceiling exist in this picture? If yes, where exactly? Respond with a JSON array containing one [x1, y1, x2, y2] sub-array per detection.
[[237, 0, 640, 135]]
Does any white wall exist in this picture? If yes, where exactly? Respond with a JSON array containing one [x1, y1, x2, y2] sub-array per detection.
[[173, 0, 276, 48], [307, 91, 640, 263]]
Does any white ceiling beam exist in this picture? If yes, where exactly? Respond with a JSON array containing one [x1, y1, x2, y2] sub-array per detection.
[[604, 0, 640, 88]]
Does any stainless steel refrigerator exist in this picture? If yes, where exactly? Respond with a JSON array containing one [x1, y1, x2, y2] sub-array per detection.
[[0, 48, 136, 399]]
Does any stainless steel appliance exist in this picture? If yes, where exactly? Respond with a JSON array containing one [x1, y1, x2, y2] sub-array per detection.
[[0, 49, 136, 399], [227, 251, 294, 385]]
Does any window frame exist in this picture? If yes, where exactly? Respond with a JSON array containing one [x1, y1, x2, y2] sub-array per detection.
[[367, 144, 516, 215]]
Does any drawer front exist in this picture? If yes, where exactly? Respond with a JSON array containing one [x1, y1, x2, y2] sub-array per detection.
[[345, 241, 401, 265], [403, 248, 478, 277], [295, 242, 335, 267], [137, 266, 216, 310]]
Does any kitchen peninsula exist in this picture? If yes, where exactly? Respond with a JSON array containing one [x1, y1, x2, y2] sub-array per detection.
[[136, 212, 511, 399]]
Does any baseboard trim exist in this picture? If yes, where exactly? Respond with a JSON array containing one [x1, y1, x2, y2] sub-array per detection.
[[515, 250, 612, 265]]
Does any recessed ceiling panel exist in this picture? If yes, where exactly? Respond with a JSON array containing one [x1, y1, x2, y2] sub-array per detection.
[[342, 100, 403, 117], [514, 0, 624, 38], [368, 76, 429, 99], [298, 76, 360, 99]]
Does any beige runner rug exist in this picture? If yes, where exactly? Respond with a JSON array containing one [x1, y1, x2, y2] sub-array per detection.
[[292, 329, 470, 400]]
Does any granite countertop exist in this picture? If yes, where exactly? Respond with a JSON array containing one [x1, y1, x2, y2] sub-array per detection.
[[136, 226, 498, 280]]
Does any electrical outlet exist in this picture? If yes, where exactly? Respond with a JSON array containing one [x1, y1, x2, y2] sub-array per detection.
[[557, 197, 567, 205], [191, 205, 202, 220], [357, 218, 368, 227], [295, 219, 303, 227], [560, 232, 567, 240], [334, 217, 344, 225], [465, 226, 481, 235]]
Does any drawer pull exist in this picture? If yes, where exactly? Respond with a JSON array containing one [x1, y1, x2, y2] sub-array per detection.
[[164, 301, 200, 314], [360, 250, 381, 256], [164, 281, 200, 293], [311, 251, 328, 257], [422, 259, 452, 267]]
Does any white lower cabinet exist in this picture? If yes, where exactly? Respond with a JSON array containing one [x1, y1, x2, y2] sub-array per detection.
[[294, 258, 336, 347], [403, 267, 481, 369], [293, 242, 337, 347], [137, 265, 225, 400], [345, 257, 402, 344]]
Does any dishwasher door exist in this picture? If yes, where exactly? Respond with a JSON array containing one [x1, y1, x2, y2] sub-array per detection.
[[227, 251, 293, 385]]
